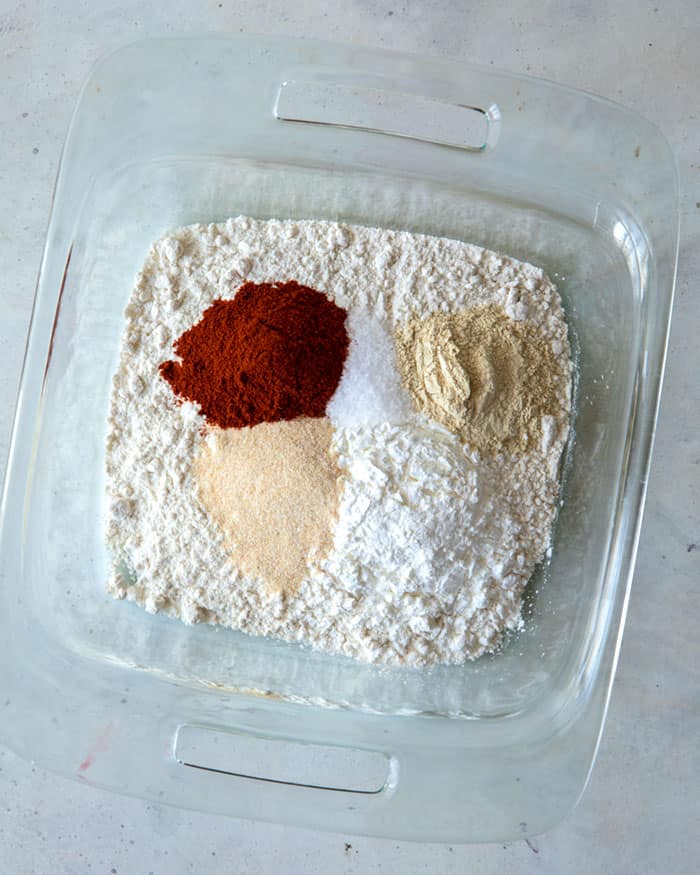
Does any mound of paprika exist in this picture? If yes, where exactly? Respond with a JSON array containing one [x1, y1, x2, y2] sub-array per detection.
[[159, 280, 349, 429]]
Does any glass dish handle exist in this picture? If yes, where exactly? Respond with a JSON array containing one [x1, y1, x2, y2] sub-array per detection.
[[274, 79, 501, 151], [173, 723, 398, 797]]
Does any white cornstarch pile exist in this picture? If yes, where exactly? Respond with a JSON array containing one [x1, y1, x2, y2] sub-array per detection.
[[106, 216, 572, 666]]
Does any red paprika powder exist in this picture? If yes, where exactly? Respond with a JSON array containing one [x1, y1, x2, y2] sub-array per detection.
[[159, 280, 349, 429]]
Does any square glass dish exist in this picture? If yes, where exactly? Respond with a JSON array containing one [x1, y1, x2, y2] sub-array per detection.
[[0, 35, 678, 841]]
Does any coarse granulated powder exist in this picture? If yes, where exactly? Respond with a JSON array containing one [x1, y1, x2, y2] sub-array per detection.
[[193, 418, 340, 597], [105, 216, 572, 666]]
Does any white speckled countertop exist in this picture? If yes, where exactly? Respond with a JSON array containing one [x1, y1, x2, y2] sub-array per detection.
[[1, 2, 698, 872]]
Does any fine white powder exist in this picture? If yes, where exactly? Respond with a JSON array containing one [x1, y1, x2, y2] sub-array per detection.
[[105, 216, 571, 666]]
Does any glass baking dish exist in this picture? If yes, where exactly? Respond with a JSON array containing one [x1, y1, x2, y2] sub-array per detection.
[[0, 35, 678, 841]]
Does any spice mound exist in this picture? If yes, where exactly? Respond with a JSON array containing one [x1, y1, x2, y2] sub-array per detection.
[[105, 217, 572, 668], [194, 418, 341, 597], [395, 305, 568, 456], [159, 280, 349, 429]]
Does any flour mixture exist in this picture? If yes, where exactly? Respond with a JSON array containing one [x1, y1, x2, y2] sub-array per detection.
[[105, 217, 572, 666]]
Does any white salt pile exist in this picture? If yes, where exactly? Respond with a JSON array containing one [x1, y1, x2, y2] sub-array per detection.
[[327, 309, 413, 428]]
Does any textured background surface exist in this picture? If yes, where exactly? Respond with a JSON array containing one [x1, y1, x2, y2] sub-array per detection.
[[1, 1, 698, 872]]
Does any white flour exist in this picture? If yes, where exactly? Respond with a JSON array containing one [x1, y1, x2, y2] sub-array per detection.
[[105, 216, 571, 666]]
